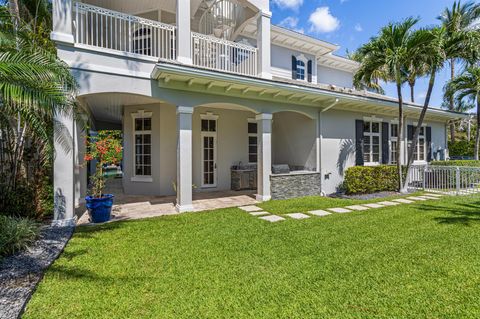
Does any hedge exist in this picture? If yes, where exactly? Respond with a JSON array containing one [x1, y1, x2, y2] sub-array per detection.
[[448, 140, 474, 157], [343, 165, 400, 195], [431, 160, 480, 167]]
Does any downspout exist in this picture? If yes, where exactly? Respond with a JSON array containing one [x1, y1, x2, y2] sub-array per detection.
[[317, 98, 339, 196]]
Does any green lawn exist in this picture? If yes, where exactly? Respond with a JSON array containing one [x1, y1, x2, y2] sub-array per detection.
[[23, 194, 480, 318]]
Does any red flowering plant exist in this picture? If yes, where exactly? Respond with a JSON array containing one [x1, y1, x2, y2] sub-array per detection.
[[84, 131, 123, 198]]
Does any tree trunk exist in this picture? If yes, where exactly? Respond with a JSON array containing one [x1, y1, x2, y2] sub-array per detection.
[[449, 59, 456, 142], [402, 69, 436, 191], [396, 76, 404, 192], [410, 83, 415, 103], [475, 96, 480, 161], [8, 0, 20, 24]]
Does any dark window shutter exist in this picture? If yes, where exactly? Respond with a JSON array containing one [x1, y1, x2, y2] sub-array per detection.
[[407, 125, 414, 141], [382, 122, 389, 164], [355, 120, 365, 166], [292, 56, 297, 79], [307, 60, 313, 82], [426, 126, 432, 161]]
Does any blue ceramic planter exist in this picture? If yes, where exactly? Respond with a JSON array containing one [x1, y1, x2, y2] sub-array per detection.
[[85, 194, 114, 223]]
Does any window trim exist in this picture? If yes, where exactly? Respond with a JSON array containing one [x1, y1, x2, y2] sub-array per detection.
[[412, 123, 427, 163], [247, 118, 258, 164], [131, 110, 153, 183], [389, 121, 399, 165], [363, 118, 382, 165], [295, 54, 308, 82]]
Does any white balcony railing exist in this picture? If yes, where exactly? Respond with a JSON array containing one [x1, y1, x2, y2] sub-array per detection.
[[192, 32, 258, 77], [73, 2, 176, 60]]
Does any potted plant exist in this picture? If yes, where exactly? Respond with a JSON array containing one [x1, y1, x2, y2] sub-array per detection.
[[84, 131, 123, 223]]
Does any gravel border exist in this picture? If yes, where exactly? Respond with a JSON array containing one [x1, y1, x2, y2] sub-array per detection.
[[331, 191, 404, 200], [0, 225, 74, 319]]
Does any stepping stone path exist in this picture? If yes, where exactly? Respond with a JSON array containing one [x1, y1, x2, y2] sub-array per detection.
[[345, 205, 370, 211], [328, 207, 352, 213], [407, 196, 428, 201], [377, 201, 400, 206], [393, 198, 414, 204], [249, 211, 270, 216], [363, 203, 385, 209], [260, 215, 285, 223], [308, 210, 332, 216], [240, 193, 445, 223], [239, 205, 262, 212], [286, 213, 311, 219], [418, 195, 440, 200]]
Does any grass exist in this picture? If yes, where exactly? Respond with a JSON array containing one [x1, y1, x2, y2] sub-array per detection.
[[0, 215, 39, 260], [23, 194, 480, 318]]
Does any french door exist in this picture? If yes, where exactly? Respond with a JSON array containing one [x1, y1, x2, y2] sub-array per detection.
[[201, 132, 217, 188]]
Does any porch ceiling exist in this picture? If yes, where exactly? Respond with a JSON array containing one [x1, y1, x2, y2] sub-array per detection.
[[152, 62, 468, 123], [82, 93, 160, 124]]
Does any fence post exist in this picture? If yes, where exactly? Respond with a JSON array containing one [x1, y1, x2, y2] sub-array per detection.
[[456, 167, 460, 195], [422, 165, 426, 191]]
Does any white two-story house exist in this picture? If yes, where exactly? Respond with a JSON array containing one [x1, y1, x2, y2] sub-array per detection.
[[51, 0, 466, 224]]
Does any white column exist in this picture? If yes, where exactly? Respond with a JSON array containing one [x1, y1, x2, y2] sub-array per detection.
[[257, 11, 272, 79], [316, 111, 322, 173], [51, 0, 74, 44], [176, 106, 194, 212], [176, 0, 192, 65], [53, 114, 76, 226], [256, 113, 272, 201]]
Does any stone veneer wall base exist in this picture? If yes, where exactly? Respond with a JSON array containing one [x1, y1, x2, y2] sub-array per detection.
[[270, 172, 321, 200]]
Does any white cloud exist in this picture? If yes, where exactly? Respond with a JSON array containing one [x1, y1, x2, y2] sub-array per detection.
[[354, 23, 363, 32], [308, 7, 340, 33], [278, 16, 305, 33], [416, 91, 427, 103], [272, 0, 303, 10]]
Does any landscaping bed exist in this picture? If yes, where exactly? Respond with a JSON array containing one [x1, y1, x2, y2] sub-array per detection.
[[0, 225, 73, 319]]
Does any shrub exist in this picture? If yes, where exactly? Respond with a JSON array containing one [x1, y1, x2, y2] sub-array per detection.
[[344, 165, 400, 194], [0, 215, 39, 258], [448, 140, 474, 157], [431, 160, 480, 167]]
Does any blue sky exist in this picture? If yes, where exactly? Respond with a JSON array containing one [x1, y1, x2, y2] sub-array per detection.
[[270, 0, 461, 109]]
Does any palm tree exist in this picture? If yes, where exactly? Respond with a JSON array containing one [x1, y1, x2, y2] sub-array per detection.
[[354, 17, 428, 191], [445, 66, 480, 159], [402, 26, 477, 190], [0, 7, 79, 215], [405, 57, 429, 103], [438, 0, 480, 141]]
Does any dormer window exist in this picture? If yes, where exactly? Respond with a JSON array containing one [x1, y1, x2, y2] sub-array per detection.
[[292, 54, 312, 82], [296, 60, 305, 80]]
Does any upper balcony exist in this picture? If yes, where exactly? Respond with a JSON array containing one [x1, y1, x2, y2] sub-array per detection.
[[53, 0, 271, 78]]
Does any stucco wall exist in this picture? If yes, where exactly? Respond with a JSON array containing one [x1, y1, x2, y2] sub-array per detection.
[[320, 109, 448, 194], [317, 65, 354, 88], [272, 111, 317, 171], [270, 44, 316, 81]]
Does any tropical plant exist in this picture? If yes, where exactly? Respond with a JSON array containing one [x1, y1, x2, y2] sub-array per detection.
[[0, 215, 38, 258], [354, 17, 427, 191], [84, 131, 123, 198], [445, 66, 480, 159], [0, 6, 79, 218], [438, 0, 480, 141]]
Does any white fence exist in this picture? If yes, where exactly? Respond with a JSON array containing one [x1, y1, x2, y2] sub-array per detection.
[[73, 2, 176, 60], [407, 165, 480, 195], [192, 32, 258, 77]]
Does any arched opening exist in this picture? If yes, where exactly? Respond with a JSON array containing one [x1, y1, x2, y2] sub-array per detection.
[[272, 111, 317, 173]]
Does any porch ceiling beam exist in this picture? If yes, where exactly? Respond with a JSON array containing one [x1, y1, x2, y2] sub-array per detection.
[[273, 92, 283, 98], [259, 89, 268, 97], [206, 82, 215, 89], [187, 79, 195, 87], [225, 84, 234, 92]]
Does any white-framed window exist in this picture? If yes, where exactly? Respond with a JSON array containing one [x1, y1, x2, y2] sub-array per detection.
[[411, 126, 427, 162], [296, 60, 305, 80], [132, 111, 152, 180], [295, 54, 308, 81], [363, 120, 382, 164], [247, 119, 258, 163], [390, 123, 398, 164]]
